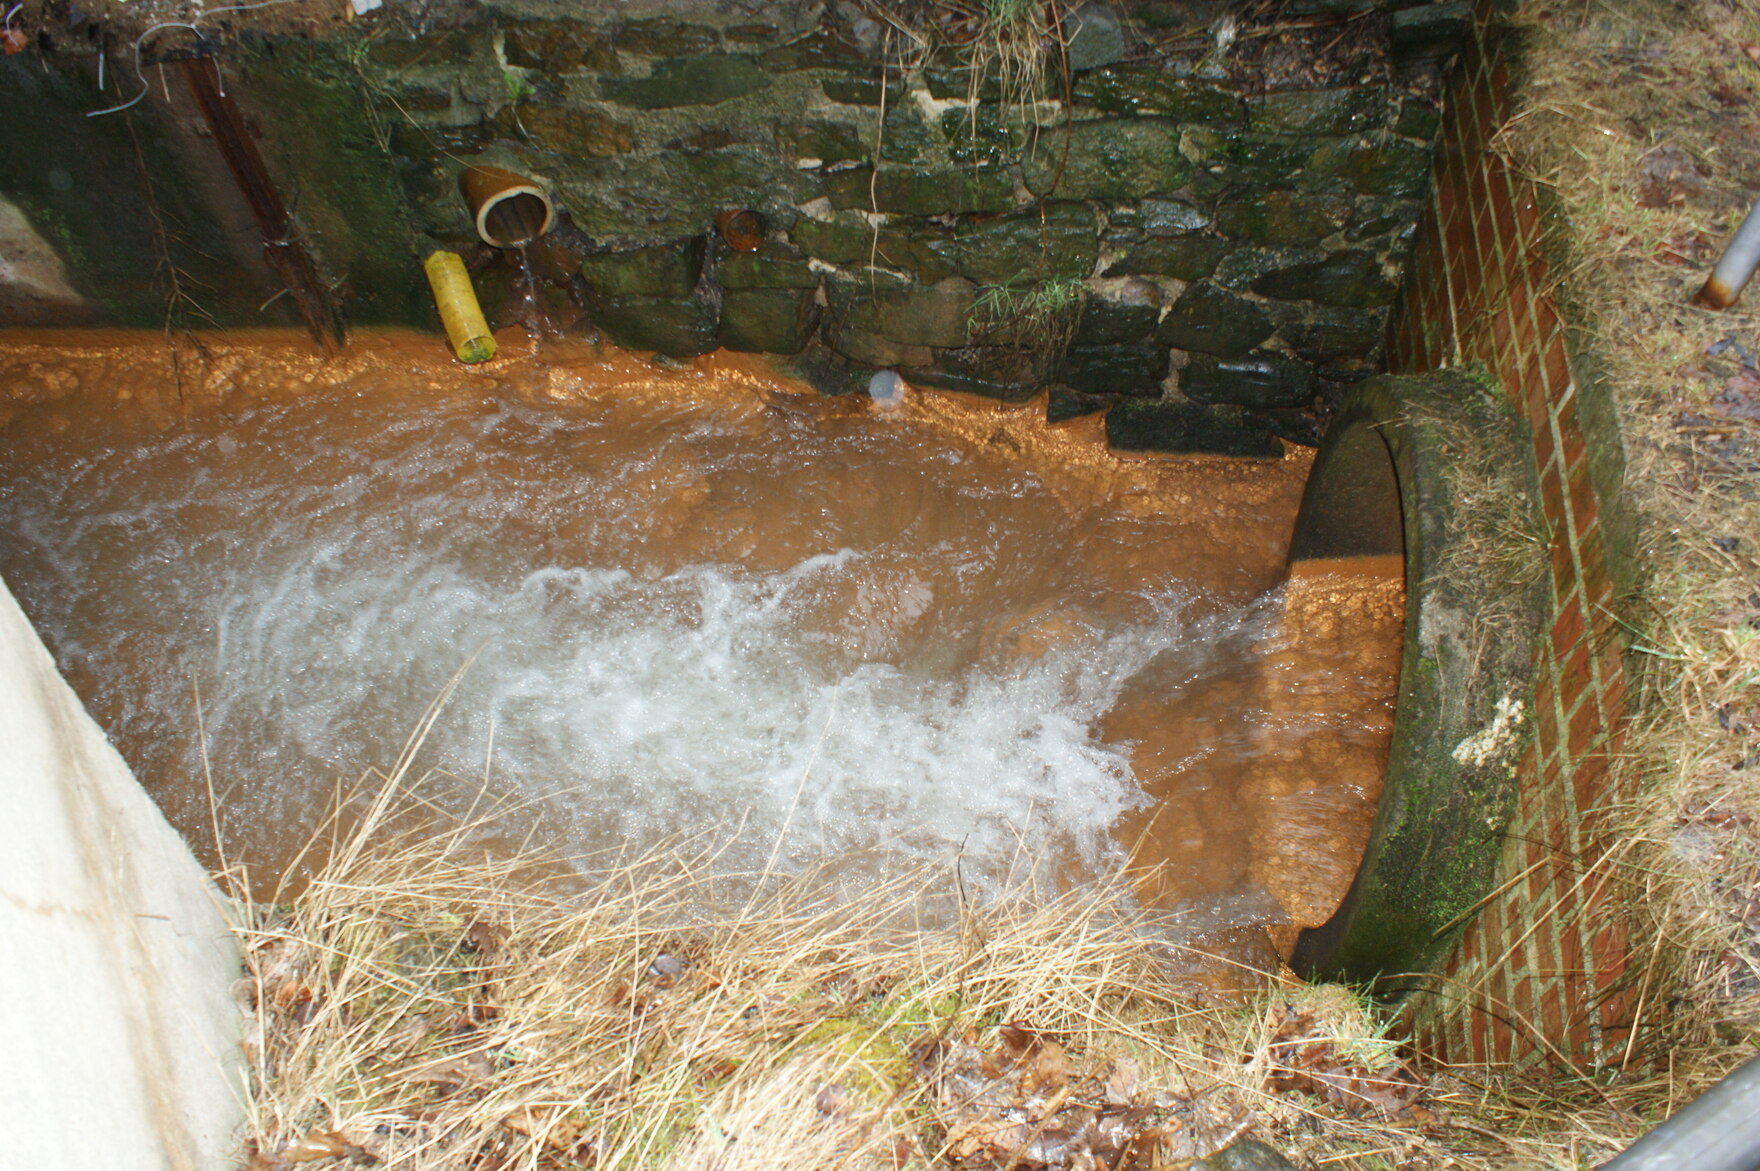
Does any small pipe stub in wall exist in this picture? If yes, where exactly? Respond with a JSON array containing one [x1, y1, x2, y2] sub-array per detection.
[[715, 209, 765, 253], [459, 165, 556, 249]]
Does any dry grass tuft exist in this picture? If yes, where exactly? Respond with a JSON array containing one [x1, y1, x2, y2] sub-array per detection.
[[230, 764, 1532, 1170]]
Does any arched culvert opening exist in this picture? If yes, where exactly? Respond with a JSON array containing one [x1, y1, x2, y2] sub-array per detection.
[[1292, 372, 1548, 989]]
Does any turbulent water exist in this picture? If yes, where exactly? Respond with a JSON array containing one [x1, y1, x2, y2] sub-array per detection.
[[0, 336, 1396, 947]]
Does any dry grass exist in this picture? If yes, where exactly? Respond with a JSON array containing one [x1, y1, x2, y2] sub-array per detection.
[[234, 754, 1563, 1170], [1492, 0, 1760, 1098]]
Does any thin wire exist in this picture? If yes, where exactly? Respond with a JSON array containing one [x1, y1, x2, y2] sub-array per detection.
[[86, 0, 294, 118]]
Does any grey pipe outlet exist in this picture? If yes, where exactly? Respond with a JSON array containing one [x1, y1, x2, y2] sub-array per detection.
[[1694, 203, 1760, 310], [1601, 1054, 1760, 1170]]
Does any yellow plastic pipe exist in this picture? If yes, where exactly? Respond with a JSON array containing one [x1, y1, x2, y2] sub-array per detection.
[[423, 250, 496, 364]]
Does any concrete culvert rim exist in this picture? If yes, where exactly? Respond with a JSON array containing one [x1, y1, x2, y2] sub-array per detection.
[[1291, 371, 1548, 988]]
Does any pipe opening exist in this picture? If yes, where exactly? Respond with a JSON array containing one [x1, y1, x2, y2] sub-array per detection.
[[481, 191, 551, 249], [459, 166, 556, 249]]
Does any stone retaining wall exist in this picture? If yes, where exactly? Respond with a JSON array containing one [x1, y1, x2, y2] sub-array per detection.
[[1, 3, 1464, 453], [348, 5, 1442, 447]]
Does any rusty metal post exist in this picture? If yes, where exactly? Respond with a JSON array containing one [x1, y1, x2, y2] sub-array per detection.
[[178, 56, 344, 352]]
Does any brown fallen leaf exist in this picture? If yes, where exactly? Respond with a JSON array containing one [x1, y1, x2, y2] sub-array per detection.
[[463, 918, 509, 955], [1637, 145, 1709, 208], [403, 1050, 493, 1089], [1021, 1039, 1071, 1095], [284, 1130, 348, 1163]]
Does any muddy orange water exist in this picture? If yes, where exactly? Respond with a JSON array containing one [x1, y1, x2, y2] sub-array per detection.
[[0, 329, 1400, 974]]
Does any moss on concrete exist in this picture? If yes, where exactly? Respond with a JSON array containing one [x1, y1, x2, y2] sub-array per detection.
[[1293, 372, 1548, 985]]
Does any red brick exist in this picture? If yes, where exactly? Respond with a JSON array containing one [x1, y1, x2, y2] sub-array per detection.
[[1490, 304, 1515, 363], [1566, 686, 1607, 759], [1469, 995, 1493, 1064], [1535, 676, 1563, 760], [1559, 639, 1593, 713], [1595, 657, 1628, 727], [1571, 750, 1613, 816], [1506, 273, 1533, 335], [1470, 84, 1499, 155], [1486, 57, 1513, 127], [1536, 308, 1569, 387], [1514, 187, 1543, 245], [1552, 595, 1587, 661], [1551, 529, 1577, 598], [1467, 159, 1496, 232], [1524, 830, 1551, 901], [1487, 167, 1520, 252], [1558, 421, 1587, 479], [1540, 982, 1567, 1045], [1538, 463, 1568, 530], [1567, 460, 1600, 536], [1579, 536, 1614, 609], [1434, 152, 1463, 224]]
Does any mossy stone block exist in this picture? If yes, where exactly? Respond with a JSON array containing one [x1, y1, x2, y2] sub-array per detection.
[[1182, 352, 1316, 408], [579, 237, 706, 298], [1250, 249, 1393, 308], [876, 105, 943, 166], [791, 211, 870, 263], [1211, 244, 1328, 291], [824, 320, 933, 368], [617, 18, 719, 57], [780, 119, 867, 166], [719, 287, 820, 353], [1215, 189, 1353, 247], [954, 203, 1098, 286], [1057, 344, 1169, 397], [557, 148, 813, 241], [602, 55, 772, 109], [828, 275, 976, 349], [873, 226, 960, 284], [923, 67, 1003, 102], [367, 28, 485, 67], [1156, 282, 1273, 357], [1074, 296, 1160, 345], [1047, 387, 1111, 422], [594, 294, 718, 355], [758, 27, 870, 70], [1105, 401, 1283, 460], [1024, 118, 1191, 200], [1106, 236, 1229, 282], [939, 104, 1016, 165], [717, 245, 819, 290], [1181, 128, 1320, 185], [1142, 197, 1212, 235], [1074, 68, 1243, 123], [1395, 100, 1442, 141], [903, 348, 1040, 403], [819, 74, 907, 105], [827, 166, 1015, 216], [1247, 87, 1387, 136], [502, 22, 619, 73], [1307, 134, 1432, 198], [504, 104, 634, 158], [1269, 304, 1384, 363]]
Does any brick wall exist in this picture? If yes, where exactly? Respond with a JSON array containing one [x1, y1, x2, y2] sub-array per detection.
[[1383, 1, 1634, 1068]]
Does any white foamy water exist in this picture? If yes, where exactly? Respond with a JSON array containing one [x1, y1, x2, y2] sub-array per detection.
[[0, 374, 1289, 888]]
